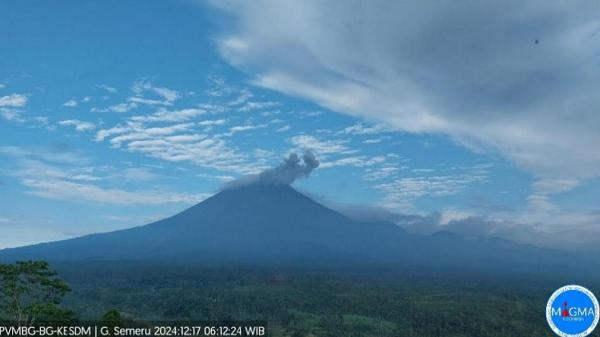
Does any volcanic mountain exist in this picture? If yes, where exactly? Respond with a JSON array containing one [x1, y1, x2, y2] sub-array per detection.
[[0, 184, 584, 273]]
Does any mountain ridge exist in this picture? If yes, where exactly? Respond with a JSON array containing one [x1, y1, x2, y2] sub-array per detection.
[[0, 184, 591, 275]]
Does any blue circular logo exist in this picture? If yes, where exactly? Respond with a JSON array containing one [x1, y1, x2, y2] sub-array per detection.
[[546, 285, 599, 337]]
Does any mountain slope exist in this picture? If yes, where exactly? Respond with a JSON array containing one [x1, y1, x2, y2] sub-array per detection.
[[0, 184, 583, 272], [0, 185, 403, 263]]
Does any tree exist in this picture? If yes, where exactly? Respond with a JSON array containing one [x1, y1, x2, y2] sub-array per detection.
[[101, 309, 124, 326], [100, 309, 125, 335], [0, 261, 73, 325]]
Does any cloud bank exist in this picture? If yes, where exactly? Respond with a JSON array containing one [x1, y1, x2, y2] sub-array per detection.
[[212, 0, 600, 199], [334, 204, 600, 253]]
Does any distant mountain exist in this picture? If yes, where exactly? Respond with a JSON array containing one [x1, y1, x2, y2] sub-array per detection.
[[0, 184, 589, 274]]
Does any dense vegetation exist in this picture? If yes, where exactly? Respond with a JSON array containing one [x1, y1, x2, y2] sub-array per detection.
[[48, 262, 600, 337], [0, 261, 74, 324]]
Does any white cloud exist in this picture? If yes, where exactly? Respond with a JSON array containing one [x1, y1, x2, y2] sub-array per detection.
[[0, 146, 90, 165], [0, 93, 28, 121], [197, 173, 236, 183], [228, 88, 253, 105], [253, 148, 273, 158], [376, 172, 487, 208], [226, 123, 267, 136], [363, 165, 402, 181], [30, 116, 52, 128], [289, 135, 348, 154], [124, 136, 256, 173], [97, 84, 118, 94], [527, 194, 557, 212], [213, 0, 600, 193], [131, 79, 179, 106], [342, 123, 388, 135], [110, 102, 138, 113], [2, 158, 72, 180], [106, 123, 195, 147], [95, 122, 261, 174], [198, 118, 227, 126], [92, 102, 138, 113], [320, 155, 386, 169], [204, 76, 235, 97], [0, 109, 24, 122], [0, 157, 110, 185], [103, 215, 133, 222], [130, 108, 206, 123], [22, 178, 205, 205], [121, 167, 160, 181], [31, 116, 50, 125], [363, 138, 381, 144], [0, 155, 203, 206], [524, 178, 581, 213], [164, 134, 205, 143], [439, 209, 472, 225], [532, 178, 580, 195], [276, 124, 291, 132], [300, 111, 323, 118], [128, 96, 167, 106], [59, 119, 96, 132], [63, 99, 78, 107], [0, 94, 27, 107], [95, 125, 131, 141], [238, 100, 279, 112]]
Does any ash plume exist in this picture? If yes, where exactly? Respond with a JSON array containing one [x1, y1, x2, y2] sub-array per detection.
[[225, 151, 319, 189]]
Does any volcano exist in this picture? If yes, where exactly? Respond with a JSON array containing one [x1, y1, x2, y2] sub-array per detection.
[[0, 184, 581, 272]]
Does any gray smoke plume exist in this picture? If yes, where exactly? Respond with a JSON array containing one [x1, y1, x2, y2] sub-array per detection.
[[259, 151, 319, 185], [224, 151, 319, 189]]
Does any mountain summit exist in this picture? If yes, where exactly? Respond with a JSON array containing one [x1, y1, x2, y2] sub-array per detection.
[[0, 184, 581, 272]]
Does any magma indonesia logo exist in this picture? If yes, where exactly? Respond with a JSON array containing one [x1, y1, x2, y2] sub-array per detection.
[[547, 285, 599, 337]]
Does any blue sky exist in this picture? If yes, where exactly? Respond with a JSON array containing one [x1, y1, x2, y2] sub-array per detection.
[[1, 0, 599, 249]]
